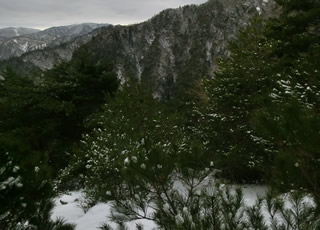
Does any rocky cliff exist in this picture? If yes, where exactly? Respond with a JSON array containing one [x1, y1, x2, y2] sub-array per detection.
[[80, 0, 276, 98]]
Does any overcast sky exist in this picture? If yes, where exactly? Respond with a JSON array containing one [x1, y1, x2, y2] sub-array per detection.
[[0, 0, 207, 30]]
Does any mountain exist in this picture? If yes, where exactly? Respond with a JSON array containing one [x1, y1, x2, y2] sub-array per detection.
[[0, 23, 110, 60], [0, 27, 40, 40], [70, 0, 277, 99], [0, 0, 276, 98]]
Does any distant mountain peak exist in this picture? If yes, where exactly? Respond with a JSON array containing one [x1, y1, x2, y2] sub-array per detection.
[[0, 27, 40, 39], [0, 23, 111, 60]]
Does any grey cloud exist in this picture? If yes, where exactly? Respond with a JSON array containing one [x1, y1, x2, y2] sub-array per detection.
[[0, 0, 207, 29]]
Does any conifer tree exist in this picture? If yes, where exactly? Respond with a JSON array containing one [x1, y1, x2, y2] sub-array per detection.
[[202, 0, 320, 197], [253, 0, 320, 196], [0, 68, 54, 228], [0, 47, 119, 227], [201, 16, 276, 183]]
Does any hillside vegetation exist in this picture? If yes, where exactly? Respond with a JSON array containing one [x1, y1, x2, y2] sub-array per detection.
[[0, 0, 319, 229]]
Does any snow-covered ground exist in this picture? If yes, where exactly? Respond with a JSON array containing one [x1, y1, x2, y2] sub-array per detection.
[[51, 185, 268, 230], [51, 191, 157, 230]]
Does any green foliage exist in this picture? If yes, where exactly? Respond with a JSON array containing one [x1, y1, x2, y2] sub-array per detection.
[[58, 85, 207, 201], [0, 47, 119, 227], [0, 195, 75, 230], [27, 199, 75, 230], [200, 0, 320, 194], [2, 1, 320, 229], [59, 83, 320, 230], [275, 0, 319, 11], [103, 166, 320, 230], [59, 3, 320, 227], [199, 16, 276, 183], [41, 47, 119, 169], [99, 2, 320, 226], [252, 0, 320, 195], [0, 68, 54, 228]]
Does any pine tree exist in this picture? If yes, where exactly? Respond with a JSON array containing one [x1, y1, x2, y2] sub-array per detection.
[[201, 16, 276, 183], [201, 0, 320, 196], [253, 0, 320, 197], [0, 68, 54, 228], [0, 48, 119, 227]]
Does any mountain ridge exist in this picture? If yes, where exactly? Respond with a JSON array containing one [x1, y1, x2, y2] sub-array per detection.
[[0, 27, 40, 40], [0, 0, 277, 98], [0, 23, 110, 60], [74, 0, 276, 98]]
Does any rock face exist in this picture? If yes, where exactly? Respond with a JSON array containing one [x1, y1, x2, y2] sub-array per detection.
[[1, 0, 276, 98], [0, 23, 110, 60], [81, 0, 276, 98]]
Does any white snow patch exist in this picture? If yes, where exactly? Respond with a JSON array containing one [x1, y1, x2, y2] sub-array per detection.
[[116, 66, 126, 85], [72, 203, 113, 230], [20, 42, 29, 52], [136, 58, 142, 80], [206, 41, 213, 61], [51, 191, 158, 230], [36, 43, 47, 49], [52, 185, 314, 230], [238, 185, 267, 206], [52, 185, 266, 229], [256, 7, 262, 15], [13, 28, 19, 36], [51, 192, 84, 222], [146, 32, 155, 45], [152, 91, 161, 99]]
